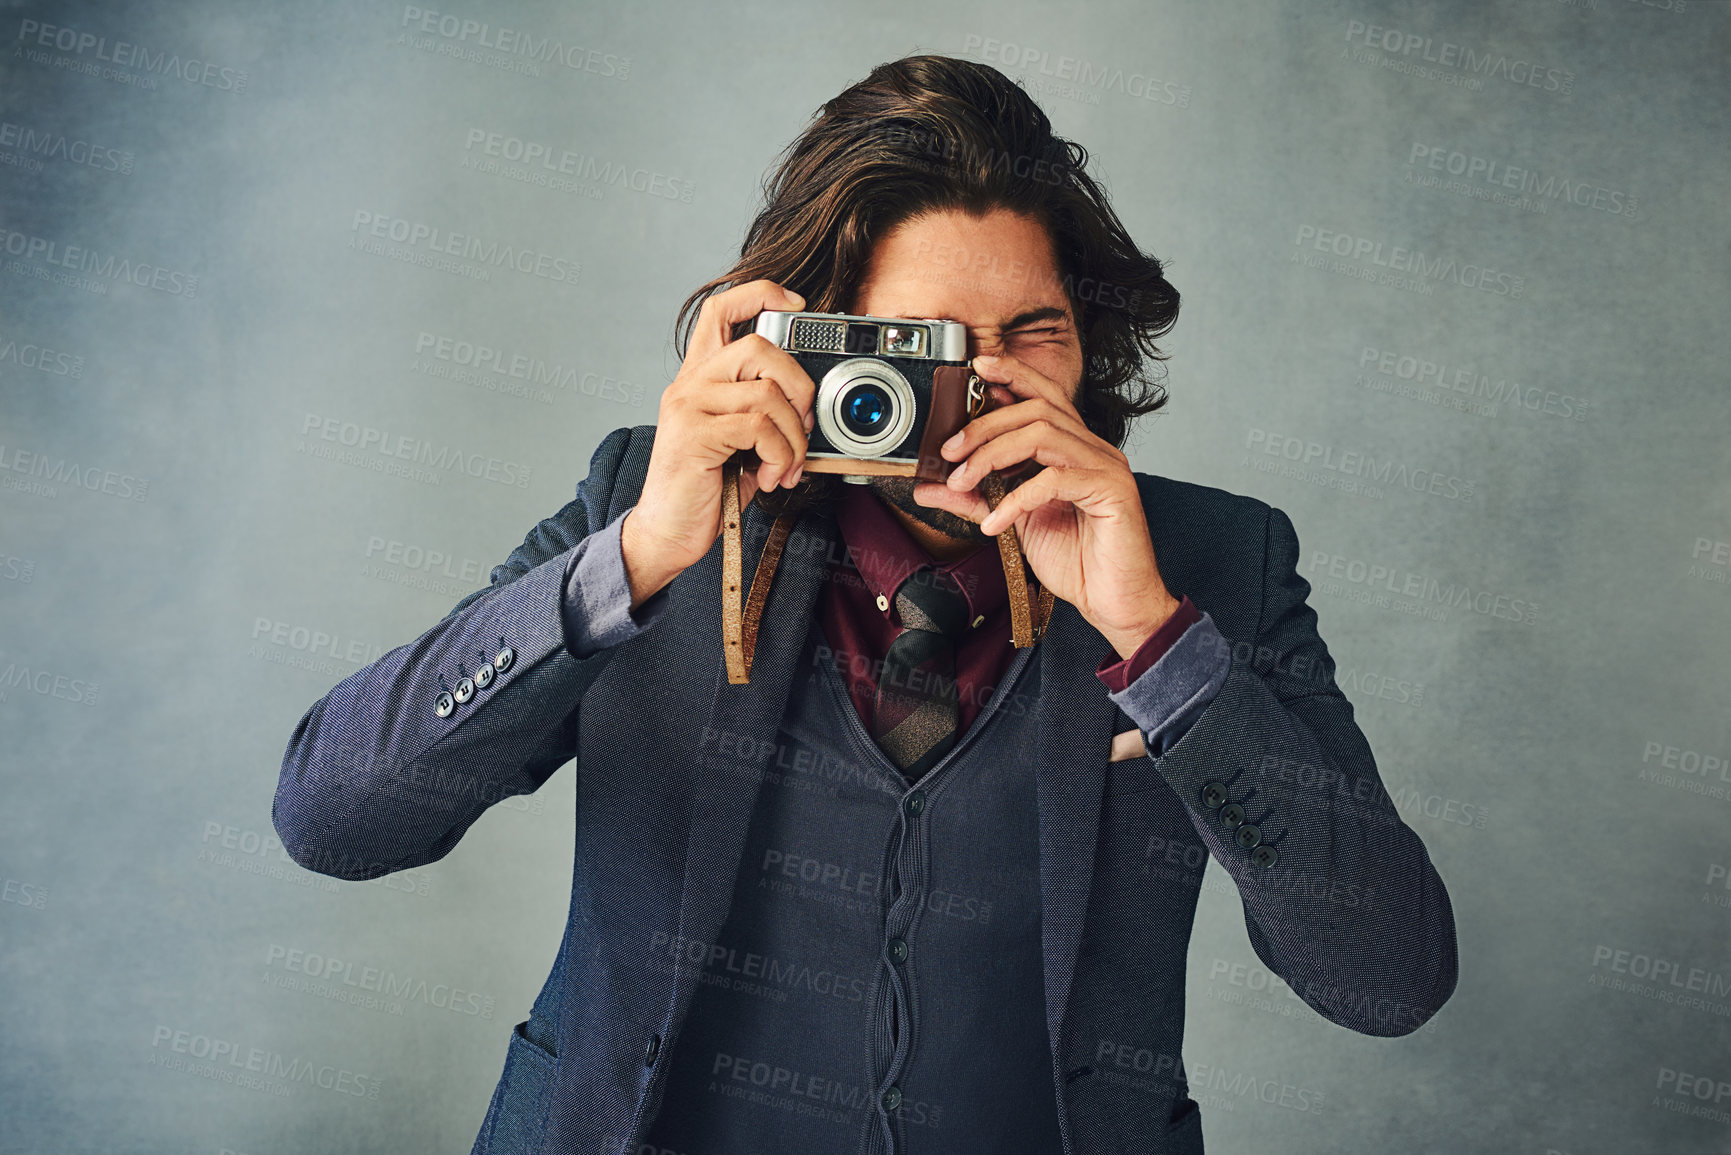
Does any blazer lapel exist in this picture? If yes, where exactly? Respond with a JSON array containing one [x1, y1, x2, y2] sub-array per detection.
[[1032, 598, 1118, 1060], [657, 498, 837, 1043]]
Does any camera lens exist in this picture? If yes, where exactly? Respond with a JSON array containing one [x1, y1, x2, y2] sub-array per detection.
[[815, 358, 917, 459], [842, 385, 890, 437]]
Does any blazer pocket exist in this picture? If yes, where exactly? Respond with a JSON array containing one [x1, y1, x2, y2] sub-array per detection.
[[1104, 729, 1169, 796], [1109, 728, 1147, 763], [477, 1020, 557, 1154], [1165, 1097, 1204, 1154]]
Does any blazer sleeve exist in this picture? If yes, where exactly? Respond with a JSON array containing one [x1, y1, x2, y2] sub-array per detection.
[[272, 425, 648, 880], [1145, 504, 1459, 1037]]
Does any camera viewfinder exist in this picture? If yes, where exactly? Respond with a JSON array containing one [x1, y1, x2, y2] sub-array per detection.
[[882, 326, 926, 356]]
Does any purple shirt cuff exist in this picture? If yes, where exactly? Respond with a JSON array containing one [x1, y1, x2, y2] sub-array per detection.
[[1100, 608, 1232, 759], [1096, 595, 1202, 692], [560, 506, 670, 660]]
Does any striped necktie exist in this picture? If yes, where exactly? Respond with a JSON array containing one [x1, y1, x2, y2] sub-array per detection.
[[872, 567, 972, 781]]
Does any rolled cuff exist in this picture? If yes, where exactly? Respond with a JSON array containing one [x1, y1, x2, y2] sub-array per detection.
[[1104, 610, 1232, 758], [1097, 595, 1202, 692], [560, 506, 670, 660]]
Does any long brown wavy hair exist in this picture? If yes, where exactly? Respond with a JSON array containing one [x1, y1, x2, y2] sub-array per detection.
[[674, 54, 1180, 518]]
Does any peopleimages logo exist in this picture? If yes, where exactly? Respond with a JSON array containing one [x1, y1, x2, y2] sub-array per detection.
[[0, 330, 84, 378], [1308, 551, 1540, 626], [1245, 427, 1479, 503], [0, 226, 198, 297], [959, 34, 1191, 107], [149, 1025, 381, 1099], [0, 119, 134, 175], [1591, 945, 1731, 998], [0, 660, 99, 707], [1406, 143, 1637, 218], [297, 411, 533, 489], [1342, 20, 1574, 95], [15, 19, 249, 93], [1093, 1043, 1328, 1115], [398, 6, 630, 78], [348, 211, 580, 286], [264, 944, 496, 1019], [250, 617, 390, 668], [461, 129, 693, 203], [1293, 225, 1525, 298], [1357, 346, 1590, 421], [412, 330, 647, 406], [0, 442, 149, 502]]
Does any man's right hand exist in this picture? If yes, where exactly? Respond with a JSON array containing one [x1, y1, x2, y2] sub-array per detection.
[[620, 280, 818, 611]]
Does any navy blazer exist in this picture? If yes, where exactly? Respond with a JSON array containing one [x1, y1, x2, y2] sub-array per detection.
[[275, 424, 1458, 1155]]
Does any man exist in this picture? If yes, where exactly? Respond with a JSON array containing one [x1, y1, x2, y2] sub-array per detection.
[[275, 55, 1457, 1155]]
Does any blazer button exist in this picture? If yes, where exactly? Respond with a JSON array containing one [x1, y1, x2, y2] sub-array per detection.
[[1218, 803, 1245, 829], [474, 663, 495, 690], [1252, 844, 1279, 869], [1234, 824, 1263, 849], [434, 691, 455, 718], [453, 676, 475, 704], [644, 1032, 661, 1067], [494, 645, 516, 673], [1200, 781, 1229, 809]]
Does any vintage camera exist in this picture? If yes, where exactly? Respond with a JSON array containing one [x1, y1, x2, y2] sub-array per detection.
[[752, 310, 985, 484]]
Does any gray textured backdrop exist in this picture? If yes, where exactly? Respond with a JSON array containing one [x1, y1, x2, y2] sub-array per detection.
[[2, 1, 1728, 1152]]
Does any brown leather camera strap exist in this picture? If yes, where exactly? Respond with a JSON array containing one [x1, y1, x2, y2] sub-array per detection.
[[721, 455, 1051, 684], [722, 457, 799, 684], [980, 471, 1054, 648]]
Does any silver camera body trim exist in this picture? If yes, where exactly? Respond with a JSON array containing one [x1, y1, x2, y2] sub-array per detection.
[[753, 310, 969, 362]]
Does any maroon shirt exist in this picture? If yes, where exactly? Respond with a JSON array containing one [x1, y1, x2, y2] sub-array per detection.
[[817, 483, 1200, 735]]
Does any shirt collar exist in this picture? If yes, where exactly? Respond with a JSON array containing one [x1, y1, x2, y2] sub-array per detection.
[[833, 482, 1009, 627]]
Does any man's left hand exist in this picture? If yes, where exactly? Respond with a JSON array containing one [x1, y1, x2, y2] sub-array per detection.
[[913, 353, 1180, 660]]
